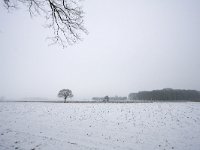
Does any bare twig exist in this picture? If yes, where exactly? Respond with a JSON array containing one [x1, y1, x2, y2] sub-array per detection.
[[3, 0, 87, 48]]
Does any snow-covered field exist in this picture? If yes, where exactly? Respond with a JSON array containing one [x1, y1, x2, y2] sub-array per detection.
[[0, 102, 200, 150]]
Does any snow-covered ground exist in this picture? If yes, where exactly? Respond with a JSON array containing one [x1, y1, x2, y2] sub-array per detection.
[[0, 102, 200, 150]]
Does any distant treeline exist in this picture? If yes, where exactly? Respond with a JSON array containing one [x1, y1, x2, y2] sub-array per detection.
[[128, 88, 200, 101], [92, 96, 127, 101]]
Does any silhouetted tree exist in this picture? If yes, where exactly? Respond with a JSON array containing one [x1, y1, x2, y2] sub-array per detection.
[[3, 0, 87, 47], [58, 89, 73, 103], [104, 96, 109, 102]]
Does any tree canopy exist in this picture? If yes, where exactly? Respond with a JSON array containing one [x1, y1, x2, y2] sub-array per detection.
[[129, 88, 200, 101], [58, 89, 73, 103]]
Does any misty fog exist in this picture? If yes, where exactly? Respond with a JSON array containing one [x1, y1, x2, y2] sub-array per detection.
[[0, 0, 200, 100]]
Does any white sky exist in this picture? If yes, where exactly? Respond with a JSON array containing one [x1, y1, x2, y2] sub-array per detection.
[[0, 0, 200, 100]]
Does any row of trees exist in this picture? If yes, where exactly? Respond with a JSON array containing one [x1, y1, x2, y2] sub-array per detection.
[[92, 96, 127, 102], [128, 88, 200, 101], [57, 89, 127, 103], [58, 88, 200, 103]]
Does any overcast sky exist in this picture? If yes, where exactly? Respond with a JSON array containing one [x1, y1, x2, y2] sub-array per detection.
[[0, 0, 200, 100]]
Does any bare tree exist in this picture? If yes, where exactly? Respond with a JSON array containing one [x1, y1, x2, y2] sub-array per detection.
[[3, 0, 88, 47], [104, 96, 109, 102], [58, 89, 73, 103]]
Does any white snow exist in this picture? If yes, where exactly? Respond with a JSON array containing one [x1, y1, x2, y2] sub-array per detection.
[[0, 102, 200, 150]]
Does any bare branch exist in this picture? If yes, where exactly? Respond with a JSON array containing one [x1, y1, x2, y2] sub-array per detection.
[[3, 0, 87, 48]]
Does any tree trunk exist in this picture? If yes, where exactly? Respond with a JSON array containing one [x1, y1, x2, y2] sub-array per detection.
[[64, 97, 67, 103]]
